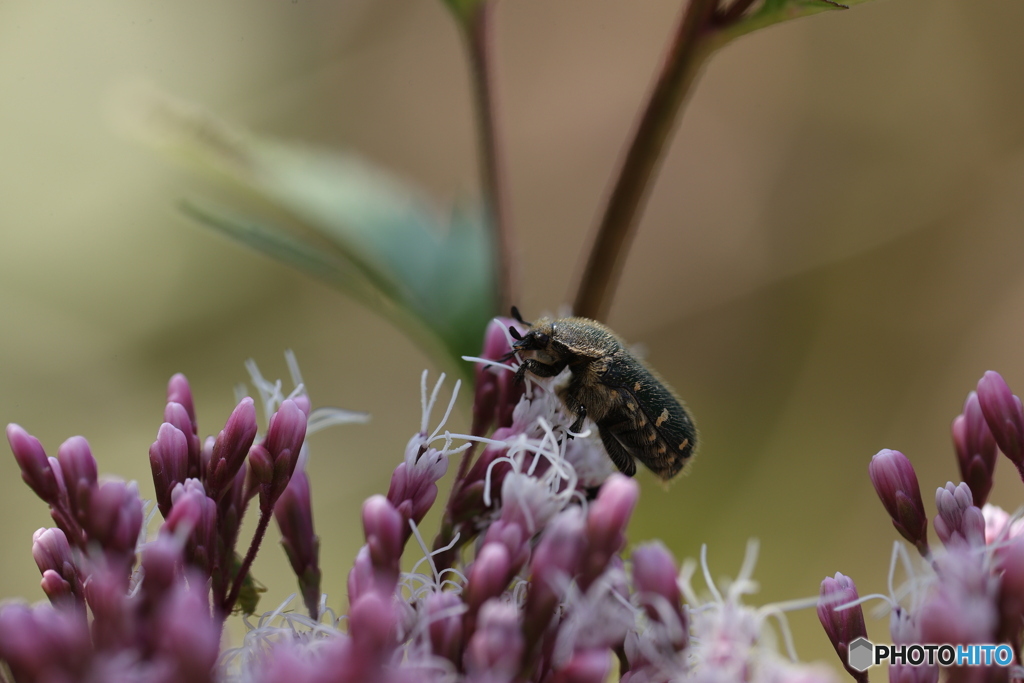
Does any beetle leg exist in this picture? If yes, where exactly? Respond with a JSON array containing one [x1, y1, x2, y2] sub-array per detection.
[[567, 403, 587, 436], [597, 429, 637, 477]]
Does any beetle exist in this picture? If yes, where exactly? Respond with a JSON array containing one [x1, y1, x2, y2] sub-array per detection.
[[506, 307, 696, 481]]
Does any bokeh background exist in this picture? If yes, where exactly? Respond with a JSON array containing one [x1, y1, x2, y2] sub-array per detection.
[[2, 0, 1023, 674]]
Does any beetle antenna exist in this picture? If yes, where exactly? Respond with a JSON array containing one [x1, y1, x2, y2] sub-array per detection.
[[510, 306, 532, 326], [508, 326, 523, 341]]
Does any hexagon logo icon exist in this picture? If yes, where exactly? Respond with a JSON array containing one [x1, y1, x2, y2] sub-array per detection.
[[848, 637, 874, 672]]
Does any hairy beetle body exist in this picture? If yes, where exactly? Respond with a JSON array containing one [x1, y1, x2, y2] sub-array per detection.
[[509, 310, 696, 481]]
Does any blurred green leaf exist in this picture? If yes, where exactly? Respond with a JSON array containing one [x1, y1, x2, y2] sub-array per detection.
[[127, 89, 497, 376], [439, 0, 486, 26], [716, 0, 878, 46]]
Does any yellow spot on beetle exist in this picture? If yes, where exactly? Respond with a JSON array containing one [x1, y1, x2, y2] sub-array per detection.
[[656, 408, 669, 427], [634, 382, 641, 391], [678, 439, 690, 451]]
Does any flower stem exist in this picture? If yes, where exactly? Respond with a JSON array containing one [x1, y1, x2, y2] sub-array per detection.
[[221, 504, 273, 616], [572, 0, 720, 321], [464, 1, 517, 313]]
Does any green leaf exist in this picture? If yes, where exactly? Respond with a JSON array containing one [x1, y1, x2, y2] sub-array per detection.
[[439, 0, 487, 26], [715, 0, 878, 46], [129, 90, 497, 375]]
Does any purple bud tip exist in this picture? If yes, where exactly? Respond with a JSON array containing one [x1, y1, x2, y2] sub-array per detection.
[[39, 570, 74, 606], [207, 397, 258, 498], [265, 399, 308, 461], [157, 573, 220, 680], [86, 481, 144, 557], [465, 599, 524, 679], [425, 591, 463, 664], [348, 592, 398, 655], [167, 373, 197, 430], [141, 535, 183, 595], [247, 445, 274, 486], [952, 391, 998, 507], [362, 495, 404, 573], [466, 543, 512, 611], [976, 371, 1024, 466], [868, 449, 929, 555], [632, 542, 682, 606], [587, 474, 639, 551], [631, 541, 687, 652], [291, 394, 311, 418], [31, 528, 74, 578], [56, 436, 98, 521], [817, 572, 868, 683], [150, 422, 190, 518], [7, 424, 59, 502], [934, 482, 985, 548]]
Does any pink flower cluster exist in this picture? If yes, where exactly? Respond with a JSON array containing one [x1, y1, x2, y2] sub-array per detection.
[[818, 371, 1024, 683], [1, 327, 840, 683]]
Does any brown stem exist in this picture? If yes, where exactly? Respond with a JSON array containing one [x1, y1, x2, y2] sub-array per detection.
[[465, 1, 517, 312], [572, 0, 720, 321], [221, 504, 273, 617]]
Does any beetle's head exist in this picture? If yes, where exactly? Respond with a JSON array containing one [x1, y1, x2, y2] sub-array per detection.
[[509, 319, 561, 363]]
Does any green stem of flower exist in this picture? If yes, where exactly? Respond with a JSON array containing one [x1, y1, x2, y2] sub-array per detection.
[[221, 503, 273, 616], [465, 0, 516, 313], [572, 0, 720, 321]]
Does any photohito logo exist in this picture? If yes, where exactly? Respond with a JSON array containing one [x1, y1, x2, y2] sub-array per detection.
[[847, 637, 1015, 671]]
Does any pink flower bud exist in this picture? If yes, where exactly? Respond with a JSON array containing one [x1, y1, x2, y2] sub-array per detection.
[[156, 571, 219, 683], [524, 508, 586, 649], [0, 602, 90, 680], [464, 599, 524, 681], [164, 400, 201, 479], [165, 480, 217, 574], [274, 470, 321, 619], [7, 424, 59, 503], [206, 397, 258, 500], [149, 422, 190, 518], [262, 399, 308, 505], [141, 535, 184, 598], [581, 474, 638, 589], [869, 449, 929, 555], [473, 317, 527, 435], [425, 591, 463, 664], [347, 545, 376, 604], [348, 592, 398, 657], [167, 373, 197, 433], [817, 572, 868, 683], [632, 542, 686, 650], [952, 391, 997, 506], [39, 569, 75, 607], [465, 543, 512, 614], [86, 480, 144, 560], [31, 527, 75, 580], [976, 371, 1024, 468], [386, 446, 447, 542], [933, 482, 984, 548], [57, 436, 98, 524]]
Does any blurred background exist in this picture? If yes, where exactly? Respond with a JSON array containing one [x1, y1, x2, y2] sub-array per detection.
[[2, 0, 1023, 674]]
